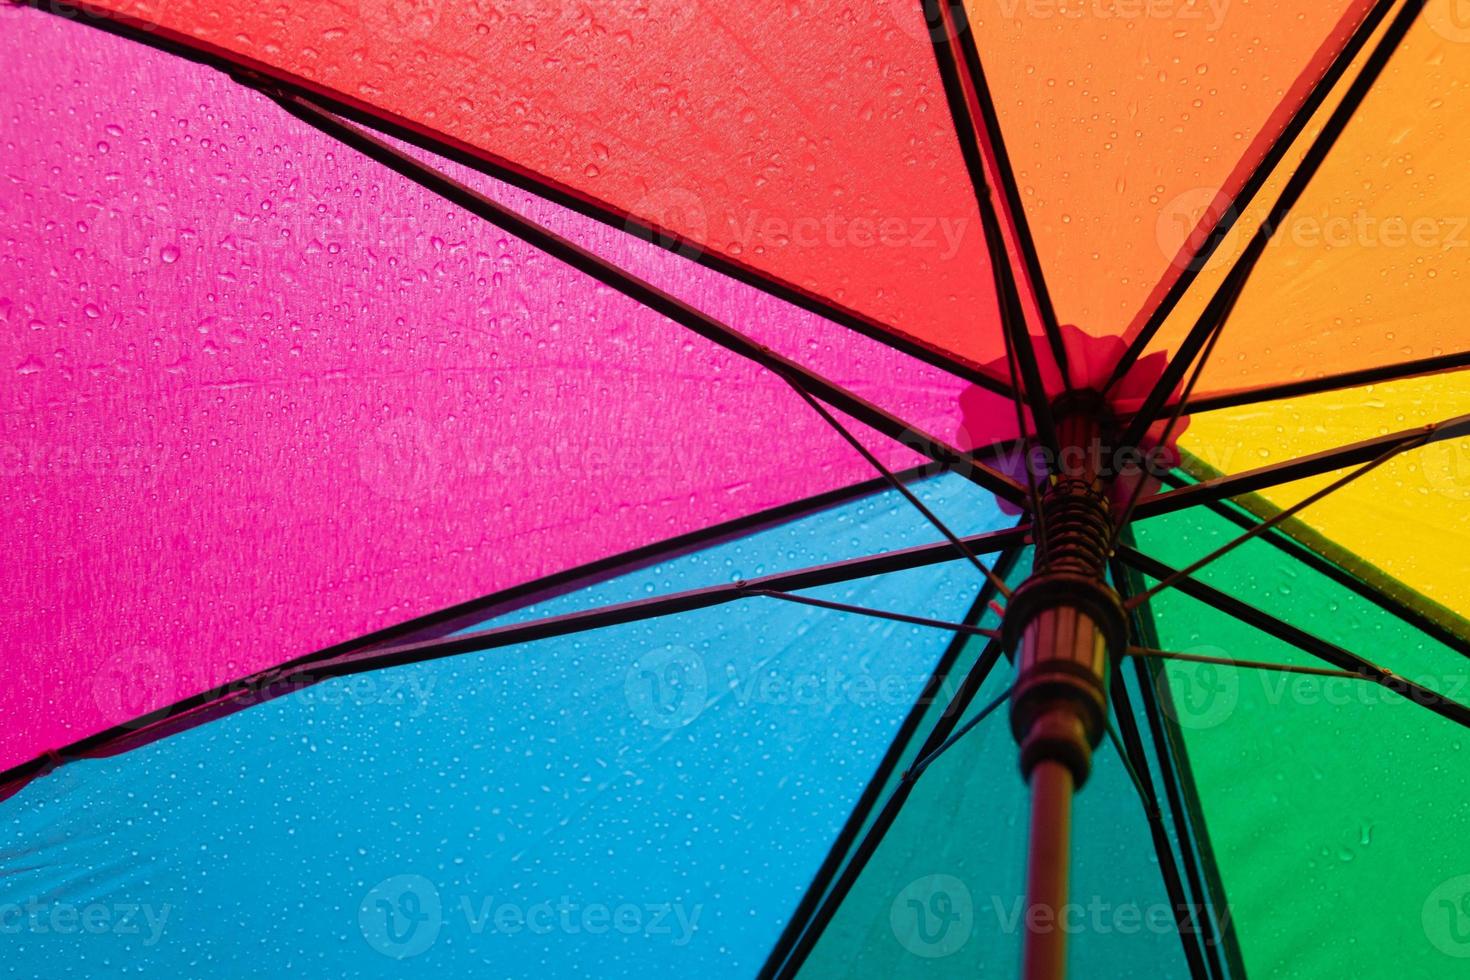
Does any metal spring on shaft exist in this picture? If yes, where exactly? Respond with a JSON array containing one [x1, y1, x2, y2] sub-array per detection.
[[1037, 477, 1112, 578]]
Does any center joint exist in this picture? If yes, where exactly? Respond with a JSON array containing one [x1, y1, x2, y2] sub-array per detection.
[[1002, 393, 1129, 787]]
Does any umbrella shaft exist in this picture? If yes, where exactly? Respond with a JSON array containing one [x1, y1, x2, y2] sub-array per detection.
[[1022, 759, 1075, 980]]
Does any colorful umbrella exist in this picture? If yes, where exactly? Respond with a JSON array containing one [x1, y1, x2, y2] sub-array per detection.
[[3, 0, 1467, 977]]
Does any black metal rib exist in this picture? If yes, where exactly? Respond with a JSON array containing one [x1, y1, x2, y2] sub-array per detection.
[[1118, 546, 1470, 731], [1106, 664, 1215, 979], [1169, 485, 1470, 663], [1119, 235, 1262, 452], [1127, 421, 1447, 608], [782, 380, 1015, 597], [757, 547, 1020, 979], [267, 93, 1027, 505], [0, 522, 1031, 798], [905, 685, 1013, 781], [1150, 352, 1470, 417], [1117, 558, 1247, 979], [1105, 0, 1405, 391], [1135, 412, 1470, 519], [20, 0, 1015, 399], [940, 0, 1070, 388], [1110, 287, 1233, 543], [744, 589, 999, 638], [768, 636, 1013, 977], [924, 0, 1060, 454], [1127, 648, 1365, 681]]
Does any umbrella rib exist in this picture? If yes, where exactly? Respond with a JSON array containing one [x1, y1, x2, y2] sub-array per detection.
[[0, 523, 1028, 800], [263, 91, 1028, 505], [758, 549, 1020, 979], [1117, 237, 1259, 455], [935, 0, 1071, 389], [743, 589, 1000, 638], [1109, 295, 1233, 545], [1134, 411, 1470, 520], [1172, 486, 1470, 662], [1103, 717, 1151, 821], [1144, 352, 1470, 418], [1125, 425, 1445, 609], [289, 524, 1030, 678], [17, 1, 1016, 399], [924, 0, 1061, 455], [781, 380, 1015, 598], [1118, 546, 1470, 731], [903, 685, 1013, 782], [1126, 646, 1366, 681], [1105, 665, 1219, 979], [1104, 0, 1410, 393], [1116, 554, 1248, 977], [766, 635, 1011, 978]]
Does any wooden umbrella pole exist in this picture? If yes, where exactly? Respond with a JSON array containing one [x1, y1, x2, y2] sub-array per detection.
[[1002, 396, 1127, 980]]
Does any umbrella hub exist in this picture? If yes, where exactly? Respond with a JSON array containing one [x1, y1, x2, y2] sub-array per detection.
[[1002, 399, 1126, 787]]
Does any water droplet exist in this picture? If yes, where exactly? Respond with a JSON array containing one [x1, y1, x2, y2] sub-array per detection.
[[160, 245, 180, 264]]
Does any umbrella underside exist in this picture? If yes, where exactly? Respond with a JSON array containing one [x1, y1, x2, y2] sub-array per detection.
[[2, 1, 1468, 977]]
